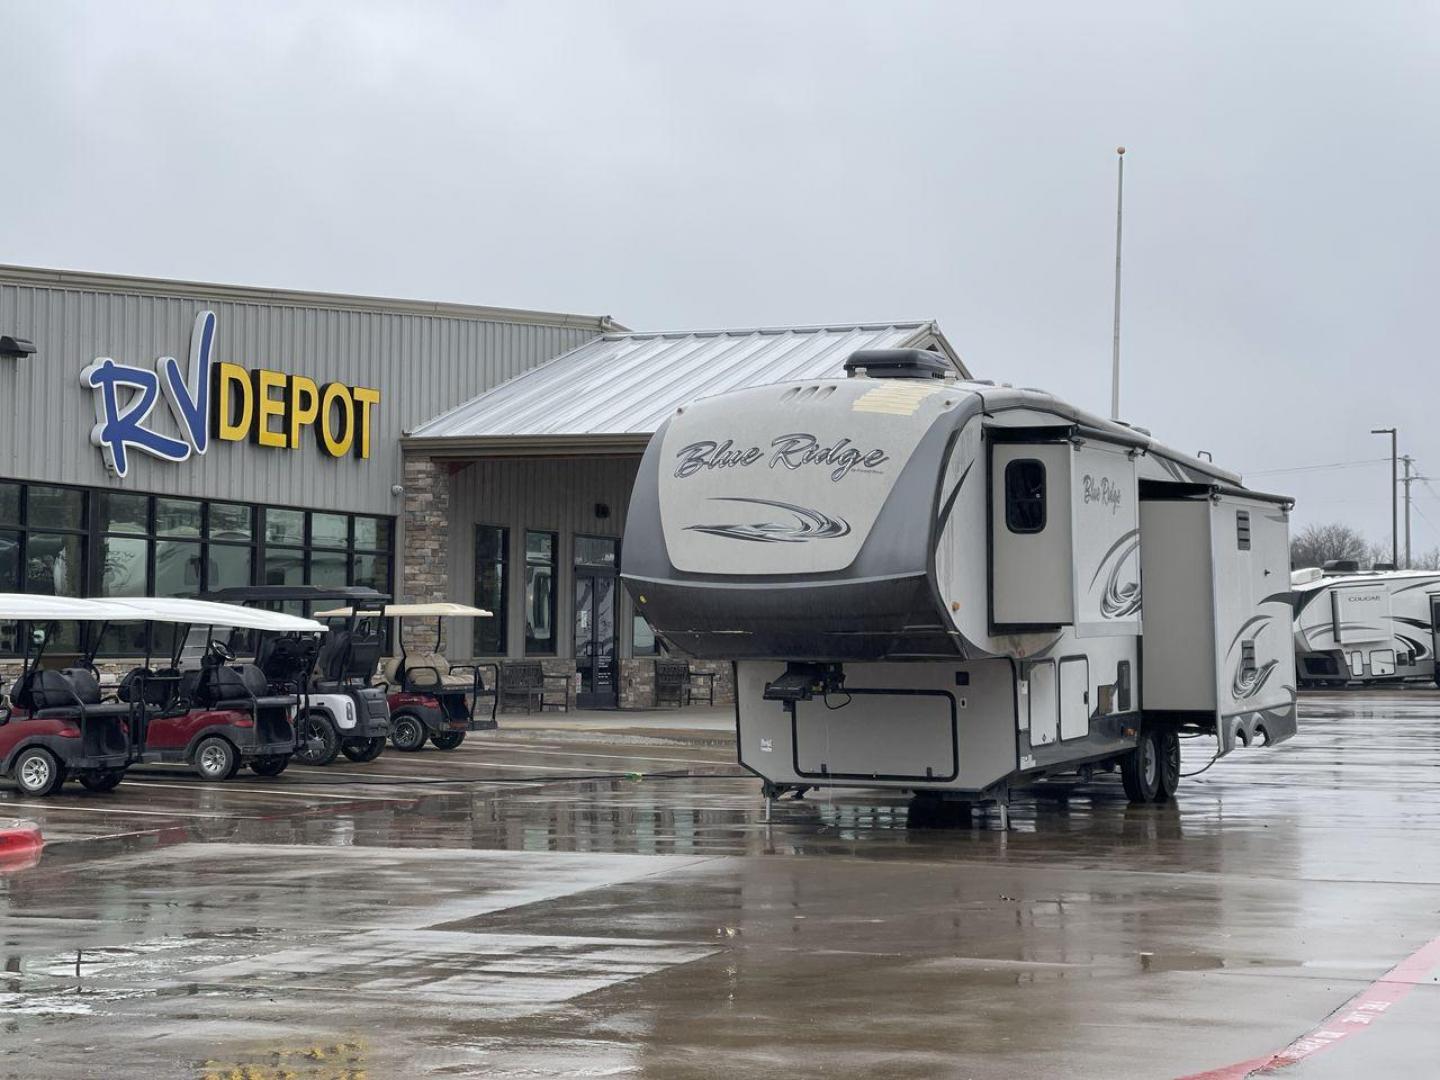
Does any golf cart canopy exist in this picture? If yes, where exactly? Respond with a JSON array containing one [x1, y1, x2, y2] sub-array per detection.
[[0, 594, 146, 622], [313, 603, 492, 619], [104, 597, 326, 633], [203, 586, 391, 606]]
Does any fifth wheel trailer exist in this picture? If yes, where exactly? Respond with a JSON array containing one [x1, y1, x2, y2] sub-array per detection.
[[1291, 567, 1440, 686], [620, 349, 1297, 808]]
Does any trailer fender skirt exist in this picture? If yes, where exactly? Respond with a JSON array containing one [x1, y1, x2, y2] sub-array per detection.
[[0, 819, 44, 872]]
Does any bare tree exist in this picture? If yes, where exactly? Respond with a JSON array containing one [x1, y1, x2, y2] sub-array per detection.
[[1411, 547, 1440, 571], [1290, 522, 1371, 569]]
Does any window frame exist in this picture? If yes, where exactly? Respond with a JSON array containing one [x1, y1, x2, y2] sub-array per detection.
[[1004, 458, 1048, 534], [523, 529, 558, 656], [473, 523, 510, 657]]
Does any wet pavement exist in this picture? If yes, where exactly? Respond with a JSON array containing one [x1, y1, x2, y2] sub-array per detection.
[[2, 694, 1439, 1078]]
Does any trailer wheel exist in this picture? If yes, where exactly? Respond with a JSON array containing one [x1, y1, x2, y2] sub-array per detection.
[[193, 736, 239, 782], [78, 768, 125, 792], [250, 755, 289, 777], [1155, 729, 1182, 801], [391, 713, 428, 752], [294, 711, 342, 766], [341, 738, 386, 763], [13, 747, 64, 796], [1120, 730, 1163, 804], [430, 731, 465, 751]]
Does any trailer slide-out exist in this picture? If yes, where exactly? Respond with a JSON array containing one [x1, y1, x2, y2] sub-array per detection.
[[620, 349, 1297, 809]]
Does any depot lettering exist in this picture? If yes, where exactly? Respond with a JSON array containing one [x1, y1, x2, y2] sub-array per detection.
[[212, 365, 380, 459], [81, 309, 381, 477]]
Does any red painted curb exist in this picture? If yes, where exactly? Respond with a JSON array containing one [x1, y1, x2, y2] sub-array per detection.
[[0, 818, 44, 870]]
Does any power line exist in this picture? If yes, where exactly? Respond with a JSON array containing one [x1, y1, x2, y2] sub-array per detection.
[[1244, 457, 1389, 477]]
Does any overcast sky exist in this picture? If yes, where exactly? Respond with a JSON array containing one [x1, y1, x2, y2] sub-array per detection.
[[3, 1, 1437, 549]]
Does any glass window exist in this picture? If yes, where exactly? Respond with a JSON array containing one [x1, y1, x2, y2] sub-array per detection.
[[156, 498, 202, 538], [354, 516, 391, 551], [264, 549, 306, 586], [0, 482, 19, 525], [1004, 459, 1047, 534], [265, 508, 306, 546], [208, 544, 252, 590], [208, 502, 253, 541], [633, 613, 661, 655], [352, 552, 390, 594], [155, 539, 204, 596], [0, 530, 18, 590], [311, 513, 349, 549], [28, 485, 84, 530], [310, 549, 348, 587], [574, 535, 618, 568], [473, 525, 508, 656], [99, 536, 149, 596], [525, 530, 557, 655], [97, 491, 150, 535], [26, 532, 83, 595]]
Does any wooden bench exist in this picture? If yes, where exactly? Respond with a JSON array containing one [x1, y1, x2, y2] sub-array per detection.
[[655, 659, 715, 707], [499, 660, 569, 713]]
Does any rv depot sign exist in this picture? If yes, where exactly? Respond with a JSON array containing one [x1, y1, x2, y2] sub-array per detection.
[[81, 311, 381, 478]]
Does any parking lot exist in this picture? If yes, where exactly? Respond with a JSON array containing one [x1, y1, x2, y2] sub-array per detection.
[[3, 693, 1439, 1079]]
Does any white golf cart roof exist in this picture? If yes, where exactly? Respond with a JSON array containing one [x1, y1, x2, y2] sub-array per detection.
[[0, 593, 325, 632], [313, 602, 493, 619]]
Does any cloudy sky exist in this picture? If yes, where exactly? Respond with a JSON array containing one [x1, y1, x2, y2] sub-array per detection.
[[3, 1, 1437, 550]]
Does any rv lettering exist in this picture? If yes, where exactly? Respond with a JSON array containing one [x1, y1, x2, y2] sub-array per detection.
[[768, 433, 889, 481], [1083, 474, 1123, 514], [674, 433, 889, 482], [673, 440, 765, 478]]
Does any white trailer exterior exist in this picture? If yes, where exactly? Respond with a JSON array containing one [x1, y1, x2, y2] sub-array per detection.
[[621, 351, 1297, 806], [1292, 568, 1440, 685]]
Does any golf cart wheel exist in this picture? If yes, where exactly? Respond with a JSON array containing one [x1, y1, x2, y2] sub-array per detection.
[[13, 747, 64, 797], [1155, 729, 1182, 802], [250, 755, 289, 777], [294, 711, 342, 766], [430, 731, 465, 751], [390, 713, 428, 752], [341, 737, 386, 763], [193, 736, 239, 782], [1121, 729, 1164, 804], [78, 768, 125, 793]]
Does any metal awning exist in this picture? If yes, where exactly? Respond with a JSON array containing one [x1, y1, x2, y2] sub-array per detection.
[[404, 321, 966, 456]]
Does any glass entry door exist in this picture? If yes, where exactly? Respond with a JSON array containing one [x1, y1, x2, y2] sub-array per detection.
[[574, 536, 619, 709]]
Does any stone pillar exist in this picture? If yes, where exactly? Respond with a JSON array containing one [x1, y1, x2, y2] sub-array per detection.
[[400, 454, 451, 653]]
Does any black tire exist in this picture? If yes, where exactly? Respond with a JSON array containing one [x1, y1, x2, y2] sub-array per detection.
[[78, 768, 125, 792], [390, 713, 428, 752], [1121, 729, 1163, 804], [250, 755, 289, 777], [13, 747, 65, 796], [429, 731, 465, 751], [193, 736, 239, 782], [340, 737, 386, 763], [294, 711, 342, 766], [1154, 729, 1182, 802]]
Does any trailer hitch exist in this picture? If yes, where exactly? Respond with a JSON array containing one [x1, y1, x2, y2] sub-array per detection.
[[762, 662, 845, 704]]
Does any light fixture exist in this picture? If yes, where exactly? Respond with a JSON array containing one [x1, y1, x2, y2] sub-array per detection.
[[0, 335, 36, 360]]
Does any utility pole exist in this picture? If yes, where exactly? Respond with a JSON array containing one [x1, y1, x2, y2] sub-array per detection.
[[1372, 428, 1398, 567], [1111, 146, 1125, 420], [1399, 455, 1428, 569]]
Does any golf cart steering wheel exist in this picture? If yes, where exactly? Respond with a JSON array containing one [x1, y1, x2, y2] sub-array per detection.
[[207, 639, 236, 664]]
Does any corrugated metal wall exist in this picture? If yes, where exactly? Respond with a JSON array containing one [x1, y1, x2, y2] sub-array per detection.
[[0, 271, 602, 514], [447, 456, 642, 659]]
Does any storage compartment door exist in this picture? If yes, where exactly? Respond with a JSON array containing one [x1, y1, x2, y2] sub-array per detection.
[[1071, 445, 1141, 638], [1059, 657, 1090, 741], [1027, 660, 1058, 746], [793, 690, 958, 782], [1138, 498, 1217, 713], [991, 442, 1073, 627]]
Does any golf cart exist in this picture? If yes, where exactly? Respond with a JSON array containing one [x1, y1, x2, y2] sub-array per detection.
[[108, 597, 327, 781], [0, 595, 139, 796], [314, 602, 497, 752], [203, 586, 392, 765]]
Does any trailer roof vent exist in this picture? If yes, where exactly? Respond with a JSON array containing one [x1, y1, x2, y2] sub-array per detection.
[[1291, 567, 1324, 586], [1372, 561, 1396, 572], [1322, 559, 1361, 573], [844, 349, 952, 380]]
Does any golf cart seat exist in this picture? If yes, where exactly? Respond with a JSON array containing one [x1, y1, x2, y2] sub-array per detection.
[[383, 652, 477, 692], [255, 633, 319, 688], [16, 668, 132, 717], [197, 662, 296, 711], [314, 630, 382, 688], [116, 666, 179, 709]]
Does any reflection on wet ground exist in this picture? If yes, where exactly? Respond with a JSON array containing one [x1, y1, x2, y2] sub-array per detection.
[[1, 694, 1439, 1078]]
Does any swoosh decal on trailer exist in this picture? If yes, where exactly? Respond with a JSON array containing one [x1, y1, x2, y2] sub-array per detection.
[[684, 497, 851, 543]]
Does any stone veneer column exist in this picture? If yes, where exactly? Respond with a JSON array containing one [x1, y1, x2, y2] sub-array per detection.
[[400, 454, 451, 653]]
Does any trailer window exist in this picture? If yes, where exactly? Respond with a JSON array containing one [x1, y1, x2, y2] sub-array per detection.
[[1004, 459, 1047, 533]]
